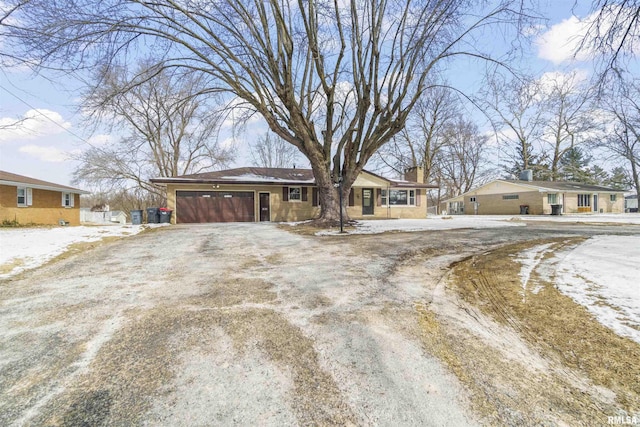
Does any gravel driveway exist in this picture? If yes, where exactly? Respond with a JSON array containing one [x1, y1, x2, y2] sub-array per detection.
[[1, 222, 638, 426]]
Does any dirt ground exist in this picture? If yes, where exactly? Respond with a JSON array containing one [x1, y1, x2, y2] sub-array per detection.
[[1, 222, 639, 426]]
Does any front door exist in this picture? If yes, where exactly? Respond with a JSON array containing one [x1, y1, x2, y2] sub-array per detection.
[[259, 192, 270, 221], [593, 194, 598, 213], [362, 188, 374, 215]]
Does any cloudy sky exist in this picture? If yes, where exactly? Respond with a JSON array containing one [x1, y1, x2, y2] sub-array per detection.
[[0, 2, 629, 187]]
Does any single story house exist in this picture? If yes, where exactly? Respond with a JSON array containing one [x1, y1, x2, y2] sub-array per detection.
[[150, 167, 436, 224], [441, 177, 625, 215], [0, 170, 89, 226]]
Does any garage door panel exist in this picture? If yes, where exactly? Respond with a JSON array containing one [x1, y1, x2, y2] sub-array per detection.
[[176, 193, 199, 223], [176, 191, 254, 223]]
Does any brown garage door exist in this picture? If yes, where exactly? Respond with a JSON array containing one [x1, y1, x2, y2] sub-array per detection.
[[176, 191, 255, 223]]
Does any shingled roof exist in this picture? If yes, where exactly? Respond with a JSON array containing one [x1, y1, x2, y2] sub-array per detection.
[[503, 180, 626, 193], [151, 167, 315, 185], [0, 170, 89, 194], [151, 167, 437, 188]]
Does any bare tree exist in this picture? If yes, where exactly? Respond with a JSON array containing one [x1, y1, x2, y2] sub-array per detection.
[[439, 117, 490, 196], [73, 65, 234, 198], [1, 0, 534, 224], [250, 132, 301, 169], [376, 86, 458, 180], [374, 85, 461, 208], [581, 1, 640, 74], [540, 71, 597, 181], [601, 80, 640, 204], [479, 73, 547, 178]]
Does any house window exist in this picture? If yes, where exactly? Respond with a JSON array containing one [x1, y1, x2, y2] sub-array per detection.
[[288, 187, 301, 202], [578, 194, 591, 207], [17, 187, 32, 207], [610, 194, 617, 202], [547, 194, 558, 204], [382, 189, 415, 206], [502, 194, 519, 200], [62, 192, 74, 207], [469, 197, 476, 203]]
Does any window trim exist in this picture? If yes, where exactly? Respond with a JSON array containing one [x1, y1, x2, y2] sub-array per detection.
[[288, 186, 302, 202], [62, 192, 75, 208], [578, 194, 591, 207], [381, 189, 416, 207], [610, 194, 617, 202], [17, 187, 32, 207]]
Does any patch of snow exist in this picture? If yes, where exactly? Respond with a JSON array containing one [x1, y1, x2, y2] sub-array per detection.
[[315, 217, 525, 235], [515, 243, 555, 302], [511, 213, 640, 224], [221, 173, 315, 183], [0, 224, 167, 279], [553, 235, 640, 344]]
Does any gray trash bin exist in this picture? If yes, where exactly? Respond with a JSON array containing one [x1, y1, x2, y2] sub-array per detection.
[[146, 207, 160, 223], [551, 204, 562, 215], [131, 210, 143, 225], [159, 209, 173, 223]]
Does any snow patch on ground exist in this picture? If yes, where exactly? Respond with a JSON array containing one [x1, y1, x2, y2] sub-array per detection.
[[552, 235, 640, 344], [513, 213, 640, 224], [316, 217, 525, 235], [0, 224, 167, 279], [515, 243, 555, 302]]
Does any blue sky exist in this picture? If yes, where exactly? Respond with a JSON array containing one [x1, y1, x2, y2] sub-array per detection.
[[0, 1, 625, 187]]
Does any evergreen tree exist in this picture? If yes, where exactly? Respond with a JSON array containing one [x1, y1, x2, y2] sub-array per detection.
[[605, 167, 632, 189], [559, 147, 591, 182]]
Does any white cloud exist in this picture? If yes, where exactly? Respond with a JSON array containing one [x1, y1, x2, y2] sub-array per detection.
[[535, 15, 594, 64], [19, 145, 78, 162], [0, 109, 72, 143]]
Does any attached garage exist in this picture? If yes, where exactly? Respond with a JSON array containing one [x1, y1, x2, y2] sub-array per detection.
[[176, 191, 254, 223]]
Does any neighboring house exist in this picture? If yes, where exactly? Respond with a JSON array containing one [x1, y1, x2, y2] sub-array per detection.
[[0, 170, 89, 226], [625, 194, 638, 213], [110, 210, 127, 224], [441, 174, 625, 215], [150, 167, 436, 223]]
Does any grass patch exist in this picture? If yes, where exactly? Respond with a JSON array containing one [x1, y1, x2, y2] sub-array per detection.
[[0, 258, 25, 275], [449, 238, 640, 413]]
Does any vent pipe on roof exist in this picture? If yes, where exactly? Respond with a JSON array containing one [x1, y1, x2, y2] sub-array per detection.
[[520, 170, 533, 181]]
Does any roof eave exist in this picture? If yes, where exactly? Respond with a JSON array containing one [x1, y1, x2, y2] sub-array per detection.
[[150, 178, 316, 186], [0, 180, 90, 194]]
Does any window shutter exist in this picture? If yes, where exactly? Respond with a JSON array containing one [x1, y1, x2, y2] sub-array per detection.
[[70, 193, 75, 207], [416, 189, 421, 206], [282, 186, 289, 202], [376, 189, 382, 206], [312, 188, 318, 206], [348, 189, 354, 207], [26, 188, 33, 206], [302, 187, 308, 202]]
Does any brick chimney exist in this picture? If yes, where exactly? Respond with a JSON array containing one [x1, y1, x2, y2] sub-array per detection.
[[404, 166, 424, 183]]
